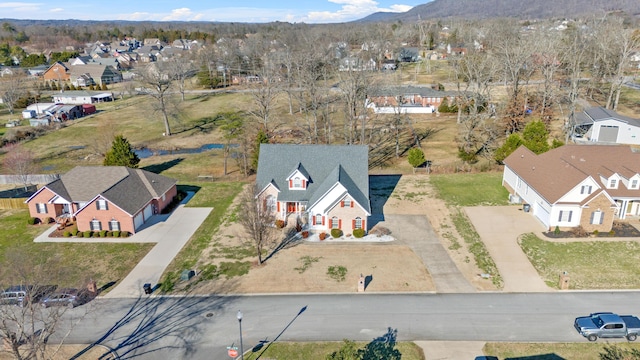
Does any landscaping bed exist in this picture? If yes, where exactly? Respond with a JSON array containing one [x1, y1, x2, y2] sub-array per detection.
[[543, 221, 640, 239]]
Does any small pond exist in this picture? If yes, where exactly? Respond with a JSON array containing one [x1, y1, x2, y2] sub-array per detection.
[[134, 143, 228, 159]]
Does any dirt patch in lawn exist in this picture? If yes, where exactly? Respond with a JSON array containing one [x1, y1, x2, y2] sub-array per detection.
[[196, 243, 434, 293]]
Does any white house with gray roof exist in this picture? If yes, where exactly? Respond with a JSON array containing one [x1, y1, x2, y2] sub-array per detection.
[[573, 107, 640, 145], [256, 144, 371, 234]]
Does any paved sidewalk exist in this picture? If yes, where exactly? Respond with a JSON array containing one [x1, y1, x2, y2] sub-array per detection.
[[104, 203, 212, 298], [416, 341, 486, 359], [464, 206, 552, 292]]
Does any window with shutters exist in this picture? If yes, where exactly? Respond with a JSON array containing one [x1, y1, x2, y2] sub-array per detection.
[[590, 211, 604, 225], [36, 203, 47, 214], [558, 210, 573, 222], [343, 199, 351, 207], [331, 217, 339, 229], [266, 195, 276, 212], [109, 220, 120, 231], [354, 217, 362, 229], [293, 177, 302, 188], [315, 214, 322, 225], [90, 219, 102, 231], [97, 199, 108, 210], [580, 185, 592, 195]]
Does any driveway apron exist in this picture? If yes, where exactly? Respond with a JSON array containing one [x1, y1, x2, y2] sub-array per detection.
[[104, 203, 212, 298], [380, 214, 476, 293], [464, 206, 552, 292]]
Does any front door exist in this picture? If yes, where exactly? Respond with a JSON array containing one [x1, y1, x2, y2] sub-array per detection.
[[287, 202, 296, 213]]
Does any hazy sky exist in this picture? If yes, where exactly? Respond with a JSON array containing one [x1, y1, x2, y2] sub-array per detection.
[[0, 0, 425, 23]]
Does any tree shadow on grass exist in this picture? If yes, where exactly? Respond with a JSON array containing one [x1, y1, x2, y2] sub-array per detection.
[[326, 327, 402, 360], [71, 294, 236, 360], [141, 157, 184, 174], [262, 227, 304, 263]]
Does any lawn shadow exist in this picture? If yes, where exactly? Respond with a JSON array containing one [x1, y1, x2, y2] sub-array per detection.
[[71, 293, 237, 360], [368, 174, 402, 229], [505, 355, 565, 360], [262, 227, 304, 263], [142, 157, 184, 174]]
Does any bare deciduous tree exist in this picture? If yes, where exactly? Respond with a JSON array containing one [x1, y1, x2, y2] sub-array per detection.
[[0, 72, 27, 115], [2, 143, 36, 191], [135, 63, 176, 136], [0, 247, 90, 360], [238, 185, 278, 265]]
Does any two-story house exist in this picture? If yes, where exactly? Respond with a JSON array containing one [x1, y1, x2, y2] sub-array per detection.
[[256, 144, 371, 234], [502, 145, 640, 232]]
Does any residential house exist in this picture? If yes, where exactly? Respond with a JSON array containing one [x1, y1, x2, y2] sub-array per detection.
[[366, 86, 453, 114], [256, 144, 371, 234], [52, 90, 114, 104], [26, 166, 177, 235], [573, 107, 640, 145], [339, 56, 376, 71], [42, 62, 70, 83], [70, 64, 122, 86], [502, 145, 640, 232], [27, 65, 49, 77]]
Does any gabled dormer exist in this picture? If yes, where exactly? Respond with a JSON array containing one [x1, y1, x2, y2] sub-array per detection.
[[286, 162, 310, 190], [601, 173, 621, 190], [624, 174, 640, 190]]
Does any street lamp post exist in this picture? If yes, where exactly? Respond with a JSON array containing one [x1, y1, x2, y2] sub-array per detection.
[[237, 310, 244, 360]]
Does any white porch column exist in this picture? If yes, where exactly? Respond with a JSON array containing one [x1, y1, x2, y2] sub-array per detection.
[[620, 200, 628, 220]]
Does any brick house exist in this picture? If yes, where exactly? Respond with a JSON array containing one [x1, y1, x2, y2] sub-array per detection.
[[502, 145, 640, 232], [42, 62, 70, 83], [256, 144, 371, 234], [26, 166, 177, 234]]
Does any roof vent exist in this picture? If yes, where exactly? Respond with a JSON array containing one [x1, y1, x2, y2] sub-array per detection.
[[532, 166, 535, 170]]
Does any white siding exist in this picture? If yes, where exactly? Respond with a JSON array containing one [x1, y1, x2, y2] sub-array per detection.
[[557, 178, 599, 203], [307, 183, 347, 231], [549, 206, 582, 228], [592, 119, 640, 145]]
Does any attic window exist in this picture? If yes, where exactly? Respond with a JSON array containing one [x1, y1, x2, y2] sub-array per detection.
[[632, 179, 638, 189], [609, 179, 618, 188], [293, 177, 302, 188]]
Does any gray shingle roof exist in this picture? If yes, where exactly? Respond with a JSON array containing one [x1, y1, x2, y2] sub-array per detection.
[[256, 144, 370, 213], [45, 166, 176, 215], [581, 106, 640, 127]]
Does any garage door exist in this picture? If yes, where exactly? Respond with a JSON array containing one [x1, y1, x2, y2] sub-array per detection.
[[133, 212, 144, 230], [533, 202, 550, 227], [599, 125, 619, 142], [143, 204, 153, 221]]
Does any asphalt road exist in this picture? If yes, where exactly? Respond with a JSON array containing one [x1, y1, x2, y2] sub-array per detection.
[[59, 292, 640, 359]]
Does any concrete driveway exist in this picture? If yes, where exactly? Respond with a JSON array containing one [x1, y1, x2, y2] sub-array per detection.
[[378, 214, 476, 293], [104, 196, 212, 298], [464, 206, 553, 292]]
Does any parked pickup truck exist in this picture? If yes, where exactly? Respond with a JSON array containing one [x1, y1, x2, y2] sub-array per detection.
[[574, 312, 640, 341]]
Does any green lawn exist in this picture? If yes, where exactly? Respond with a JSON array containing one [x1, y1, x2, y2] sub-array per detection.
[[429, 172, 509, 206], [243, 341, 424, 360], [520, 233, 640, 289], [484, 342, 640, 360], [164, 181, 245, 274], [0, 209, 153, 289]]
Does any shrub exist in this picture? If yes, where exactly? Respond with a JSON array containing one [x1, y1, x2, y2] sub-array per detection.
[[353, 229, 365, 238], [71, 229, 79, 236], [63, 231, 71, 237], [301, 231, 309, 238], [319, 232, 327, 241], [99, 230, 107, 237], [120, 231, 130, 237], [327, 265, 348, 282], [44, 217, 53, 224], [593, 230, 599, 236], [554, 226, 560, 235], [106, 231, 113, 237], [275, 220, 285, 228], [570, 226, 588, 238], [112, 230, 120, 238], [609, 230, 616, 237], [331, 228, 343, 238], [27, 217, 38, 225], [83, 231, 92, 238]]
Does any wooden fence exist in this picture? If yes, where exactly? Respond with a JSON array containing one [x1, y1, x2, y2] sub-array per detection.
[[0, 198, 28, 209]]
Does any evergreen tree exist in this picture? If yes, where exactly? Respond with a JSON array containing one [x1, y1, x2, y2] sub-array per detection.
[[103, 135, 140, 168], [522, 120, 550, 154], [494, 133, 524, 164], [407, 147, 426, 173], [252, 129, 269, 171]]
